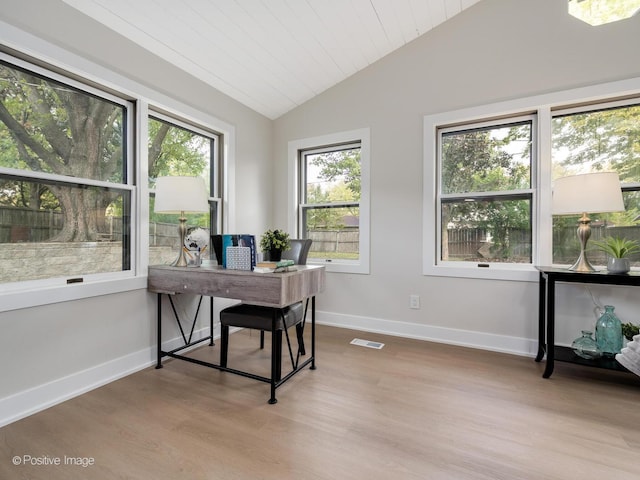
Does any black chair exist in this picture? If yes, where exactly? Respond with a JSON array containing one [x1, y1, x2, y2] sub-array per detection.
[[219, 239, 312, 399]]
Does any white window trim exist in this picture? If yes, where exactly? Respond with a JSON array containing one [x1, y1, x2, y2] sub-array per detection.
[[423, 76, 640, 282], [288, 128, 370, 274], [0, 21, 235, 312]]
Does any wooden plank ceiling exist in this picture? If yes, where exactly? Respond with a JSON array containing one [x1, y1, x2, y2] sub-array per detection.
[[62, 0, 482, 119]]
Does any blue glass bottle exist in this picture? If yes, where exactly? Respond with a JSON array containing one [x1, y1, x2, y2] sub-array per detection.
[[571, 330, 601, 360], [595, 305, 623, 358]]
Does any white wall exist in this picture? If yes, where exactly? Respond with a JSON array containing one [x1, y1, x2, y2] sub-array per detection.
[[0, 0, 272, 425], [273, 0, 640, 351], [1, 0, 640, 426]]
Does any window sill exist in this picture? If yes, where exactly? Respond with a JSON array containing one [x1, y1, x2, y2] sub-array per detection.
[[0, 274, 148, 312], [422, 262, 539, 282], [308, 259, 369, 275]]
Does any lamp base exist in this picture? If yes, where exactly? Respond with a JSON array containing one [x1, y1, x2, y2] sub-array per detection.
[[568, 252, 596, 272], [171, 214, 189, 267], [567, 212, 596, 272]]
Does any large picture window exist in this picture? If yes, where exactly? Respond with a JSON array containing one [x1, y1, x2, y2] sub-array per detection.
[[0, 55, 133, 285], [438, 118, 534, 265], [424, 78, 640, 281], [289, 129, 370, 274], [147, 113, 220, 266], [552, 101, 640, 268]]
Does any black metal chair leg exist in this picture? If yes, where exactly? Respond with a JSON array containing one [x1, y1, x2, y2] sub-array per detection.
[[220, 324, 229, 367], [260, 330, 265, 349]]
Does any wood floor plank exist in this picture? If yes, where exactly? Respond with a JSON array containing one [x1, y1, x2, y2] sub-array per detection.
[[1, 325, 640, 479]]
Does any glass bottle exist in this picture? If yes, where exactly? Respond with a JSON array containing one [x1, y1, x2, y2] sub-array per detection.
[[571, 330, 601, 360], [595, 305, 623, 358]]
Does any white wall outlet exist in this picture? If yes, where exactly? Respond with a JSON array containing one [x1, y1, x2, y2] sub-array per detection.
[[409, 294, 420, 309]]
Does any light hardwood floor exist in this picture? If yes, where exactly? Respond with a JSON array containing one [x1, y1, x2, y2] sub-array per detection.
[[2, 325, 640, 480]]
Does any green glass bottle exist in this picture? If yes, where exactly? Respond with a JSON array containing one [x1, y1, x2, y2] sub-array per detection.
[[571, 330, 601, 360], [595, 305, 623, 358]]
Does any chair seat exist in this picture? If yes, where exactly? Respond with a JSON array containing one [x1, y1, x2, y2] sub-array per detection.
[[220, 302, 304, 331]]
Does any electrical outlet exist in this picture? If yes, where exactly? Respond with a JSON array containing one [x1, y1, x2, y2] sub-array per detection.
[[409, 294, 420, 309]]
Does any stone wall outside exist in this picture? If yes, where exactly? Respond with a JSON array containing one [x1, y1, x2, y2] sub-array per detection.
[[0, 243, 175, 283]]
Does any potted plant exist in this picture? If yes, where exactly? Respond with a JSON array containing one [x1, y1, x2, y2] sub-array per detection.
[[622, 322, 640, 342], [591, 236, 640, 273], [259, 229, 290, 261]]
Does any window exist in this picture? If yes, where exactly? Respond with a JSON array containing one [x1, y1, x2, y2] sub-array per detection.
[[438, 117, 535, 266], [424, 77, 640, 281], [0, 54, 133, 286], [289, 129, 370, 274], [0, 43, 233, 312], [552, 101, 640, 268], [147, 113, 221, 265]]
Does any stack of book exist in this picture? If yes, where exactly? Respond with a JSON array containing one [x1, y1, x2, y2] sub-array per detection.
[[253, 259, 296, 273]]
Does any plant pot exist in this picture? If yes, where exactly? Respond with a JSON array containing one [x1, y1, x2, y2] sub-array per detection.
[[607, 257, 630, 274], [268, 249, 282, 262]]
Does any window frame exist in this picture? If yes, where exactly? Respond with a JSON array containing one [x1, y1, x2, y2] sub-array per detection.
[[0, 51, 138, 295], [288, 128, 370, 274], [436, 115, 537, 269], [424, 76, 640, 282], [147, 110, 223, 235], [0, 39, 235, 312]]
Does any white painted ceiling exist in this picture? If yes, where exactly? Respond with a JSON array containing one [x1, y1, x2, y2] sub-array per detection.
[[62, 0, 482, 119]]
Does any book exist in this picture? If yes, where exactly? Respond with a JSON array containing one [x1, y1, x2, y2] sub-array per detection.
[[253, 259, 296, 273]]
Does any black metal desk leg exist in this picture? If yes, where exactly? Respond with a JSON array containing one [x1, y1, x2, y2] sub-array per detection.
[[311, 296, 316, 370], [156, 293, 163, 369], [269, 310, 278, 405], [543, 277, 555, 378], [209, 297, 215, 346], [535, 272, 546, 362]]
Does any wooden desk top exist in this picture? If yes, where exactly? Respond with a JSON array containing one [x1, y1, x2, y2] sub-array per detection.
[[148, 264, 325, 307]]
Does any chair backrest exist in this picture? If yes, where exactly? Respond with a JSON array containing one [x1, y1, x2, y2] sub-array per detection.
[[281, 239, 312, 265]]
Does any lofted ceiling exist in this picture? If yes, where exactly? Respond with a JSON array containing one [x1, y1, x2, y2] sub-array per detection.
[[61, 0, 482, 119]]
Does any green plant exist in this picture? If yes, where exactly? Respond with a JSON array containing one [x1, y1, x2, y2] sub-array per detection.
[[259, 229, 291, 252], [622, 322, 640, 341], [591, 236, 640, 259]]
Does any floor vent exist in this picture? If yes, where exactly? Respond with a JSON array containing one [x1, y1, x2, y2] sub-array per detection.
[[350, 338, 384, 349]]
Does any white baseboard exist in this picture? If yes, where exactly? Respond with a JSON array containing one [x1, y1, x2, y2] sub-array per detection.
[[0, 326, 218, 428], [0, 312, 536, 427], [317, 311, 537, 358]]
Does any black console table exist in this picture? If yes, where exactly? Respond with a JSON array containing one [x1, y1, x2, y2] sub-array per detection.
[[536, 266, 640, 378]]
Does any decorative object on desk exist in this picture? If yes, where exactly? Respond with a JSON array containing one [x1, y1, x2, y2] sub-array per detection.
[[221, 234, 256, 270], [571, 330, 601, 360], [154, 176, 210, 267], [591, 236, 640, 274], [259, 229, 290, 261], [615, 334, 640, 377], [595, 305, 623, 358], [622, 322, 640, 342], [552, 172, 625, 272], [253, 259, 296, 273], [184, 227, 209, 267]]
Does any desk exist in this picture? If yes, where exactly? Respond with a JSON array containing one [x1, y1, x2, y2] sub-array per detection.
[[148, 264, 325, 403], [535, 266, 640, 378]]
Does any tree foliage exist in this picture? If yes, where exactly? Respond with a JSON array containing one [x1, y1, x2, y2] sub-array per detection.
[[0, 61, 209, 242], [0, 63, 125, 241], [441, 124, 531, 260], [304, 148, 360, 230]]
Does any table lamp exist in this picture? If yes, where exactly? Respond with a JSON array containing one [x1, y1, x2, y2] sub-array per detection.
[[552, 171, 624, 272], [154, 176, 210, 267]]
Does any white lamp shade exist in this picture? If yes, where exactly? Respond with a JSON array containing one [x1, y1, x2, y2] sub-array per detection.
[[552, 172, 624, 215], [154, 176, 210, 214]]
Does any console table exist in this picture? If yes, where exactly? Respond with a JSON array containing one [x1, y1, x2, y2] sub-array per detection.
[[535, 266, 640, 378], [148, 264, 325, 403]]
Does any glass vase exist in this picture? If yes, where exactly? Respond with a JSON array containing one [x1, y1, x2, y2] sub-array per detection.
[[571, 330, 601, 360], [595, 305, 623, 358]]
